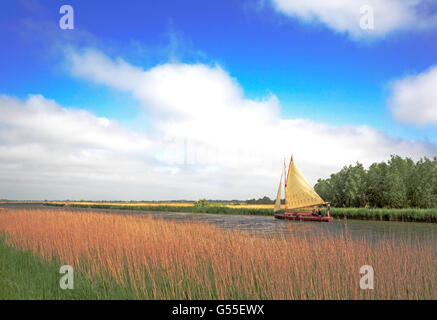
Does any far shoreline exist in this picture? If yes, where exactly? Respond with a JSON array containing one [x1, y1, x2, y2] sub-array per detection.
[[1, 201, 436, 223], [37, 201, 437, 223]]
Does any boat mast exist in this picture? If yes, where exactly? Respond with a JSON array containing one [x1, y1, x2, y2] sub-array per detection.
[[285, 155, 294, 212], [283, 158, 287, 211]]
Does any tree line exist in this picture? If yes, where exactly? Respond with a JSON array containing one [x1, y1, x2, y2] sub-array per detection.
[[246, 196, 275, 204], [314, 155, 437, 209]]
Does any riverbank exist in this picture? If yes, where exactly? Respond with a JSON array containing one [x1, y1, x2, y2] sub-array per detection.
[[44, 202, 437, 223]]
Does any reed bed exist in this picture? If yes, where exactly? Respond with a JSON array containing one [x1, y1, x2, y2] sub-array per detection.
[[0, 209, 435, 299], [330, 207, 437, 223]]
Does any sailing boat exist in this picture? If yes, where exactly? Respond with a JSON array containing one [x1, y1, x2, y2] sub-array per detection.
[[274, 156, 333, 222]]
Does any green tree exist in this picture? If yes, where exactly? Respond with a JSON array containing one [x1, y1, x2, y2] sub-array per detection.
[[314, 179, 332, 203], [344, 163, 367, 207], [409, 158, 436, 208], [365, 162, 386, 208], [313, 155, 437, 209], [195, 199, 210, 207], [382, 169, 407, 208]]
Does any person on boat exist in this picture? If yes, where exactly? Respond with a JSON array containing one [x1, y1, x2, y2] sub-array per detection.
[[317, 208, 322, 216], [312, 208, 317, 216]]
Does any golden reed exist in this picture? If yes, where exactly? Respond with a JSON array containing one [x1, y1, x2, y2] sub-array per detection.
[[0, 209, 435, 299]]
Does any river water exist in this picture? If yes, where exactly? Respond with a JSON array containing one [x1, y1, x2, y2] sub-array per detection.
[[1, 203, 436, 242]]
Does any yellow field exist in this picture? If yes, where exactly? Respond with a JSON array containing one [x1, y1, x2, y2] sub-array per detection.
[[52, 201, 196, 207], [0, 208, 435, 299], [225, 204, 275, 209], [50, 201, 276, 210]]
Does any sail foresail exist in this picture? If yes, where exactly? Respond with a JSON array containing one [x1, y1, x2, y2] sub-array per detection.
[[273, 170, 283, 212]]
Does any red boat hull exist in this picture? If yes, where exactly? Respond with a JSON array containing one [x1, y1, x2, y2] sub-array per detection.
[[275, 213, 334, 222]]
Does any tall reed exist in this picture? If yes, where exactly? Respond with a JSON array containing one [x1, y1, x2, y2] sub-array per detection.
[[0, 209, 435, 299]]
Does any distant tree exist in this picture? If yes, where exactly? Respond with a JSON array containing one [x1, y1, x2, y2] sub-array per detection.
[[259, 196, 273, 204], [246, 196, 274, 204], [195, 199, 210, 207]]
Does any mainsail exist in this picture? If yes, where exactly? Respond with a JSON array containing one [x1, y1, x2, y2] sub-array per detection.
[[285, 157, 325, 210], [275, 156, 326, 211]]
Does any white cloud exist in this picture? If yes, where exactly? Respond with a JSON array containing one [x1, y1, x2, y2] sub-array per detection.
[[1, 49, 436, 200], [0, 95, 249, 201], [269, 0, 437, 39], [388, 65, 437, 126], [0, 94, 150, 152]]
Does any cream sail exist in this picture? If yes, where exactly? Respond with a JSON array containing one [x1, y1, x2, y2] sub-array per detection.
[[274, 156, 326, 212], [273, 170, 283, 212]]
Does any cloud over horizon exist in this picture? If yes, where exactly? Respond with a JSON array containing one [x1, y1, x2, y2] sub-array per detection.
[[1, 48, 436, 200]]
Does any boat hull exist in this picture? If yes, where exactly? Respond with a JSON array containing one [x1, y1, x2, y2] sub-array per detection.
[[274, 213, 334, 222]]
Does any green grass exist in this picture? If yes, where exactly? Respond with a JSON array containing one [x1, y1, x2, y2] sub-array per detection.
[[330, 207, 437, 223], [44, 202, 437, 223], [0, 237, 138, 299]]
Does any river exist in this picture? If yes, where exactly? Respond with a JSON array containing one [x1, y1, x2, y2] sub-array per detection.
[[1, 203, 436, 242]]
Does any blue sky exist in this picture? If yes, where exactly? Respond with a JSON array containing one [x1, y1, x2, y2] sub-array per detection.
[[2, 0, 437, 136], [1, 0, 437, 200]]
